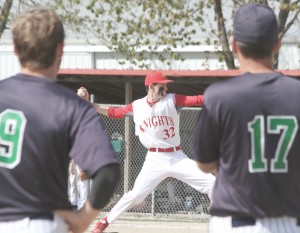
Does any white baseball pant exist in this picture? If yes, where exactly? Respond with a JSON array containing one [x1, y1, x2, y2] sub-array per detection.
[[68, 168, 77, 206], [0, 214, 68, 233], [209, 216, 300, 233], [106, 150, 216, 223], [68, 163, 90, 209]]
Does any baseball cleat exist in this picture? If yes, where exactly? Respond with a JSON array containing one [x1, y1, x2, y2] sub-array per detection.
[[92, 216, 109, 233]]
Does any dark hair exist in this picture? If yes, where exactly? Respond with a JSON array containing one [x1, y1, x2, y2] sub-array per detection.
[[236, 41, 274, 59]]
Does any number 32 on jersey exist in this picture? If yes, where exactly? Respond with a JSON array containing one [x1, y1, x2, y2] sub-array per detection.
[[248, 115, 298, 173], [0, 109, 27, 169]]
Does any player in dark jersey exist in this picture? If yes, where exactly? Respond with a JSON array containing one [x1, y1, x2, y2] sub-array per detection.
[[192, 3, 300, 233], [0, 7, 120, 233]]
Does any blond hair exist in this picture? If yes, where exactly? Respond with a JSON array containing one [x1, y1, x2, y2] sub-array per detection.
[[12, 6, 65, 70]]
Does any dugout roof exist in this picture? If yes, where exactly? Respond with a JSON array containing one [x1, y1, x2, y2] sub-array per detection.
[[57, 69, 300, 104]]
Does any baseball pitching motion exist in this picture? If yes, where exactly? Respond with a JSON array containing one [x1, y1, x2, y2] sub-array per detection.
[[85, 71, 216, 233]]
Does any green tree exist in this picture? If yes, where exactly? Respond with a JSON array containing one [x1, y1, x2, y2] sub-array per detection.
[[1, 0, 299, 69], [86, 0, 300, 69]]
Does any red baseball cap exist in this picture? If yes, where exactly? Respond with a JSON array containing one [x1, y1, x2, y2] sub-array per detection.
[[144, 71, 174, 86]]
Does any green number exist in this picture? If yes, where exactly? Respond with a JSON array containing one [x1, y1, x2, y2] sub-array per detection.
[[268, 117, 298, 172], [248, 116, 267, 172], [248, 115, 298, 173], [0, 109, 27, 169]]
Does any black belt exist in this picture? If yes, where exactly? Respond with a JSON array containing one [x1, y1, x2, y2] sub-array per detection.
[[29, 213, 53, 221], [232, 216, 300, 227], [232, 216, 255, 227]]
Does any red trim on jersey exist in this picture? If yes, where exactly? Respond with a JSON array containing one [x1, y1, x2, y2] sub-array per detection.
[[147, 98, 159, 106], [175, 94, 204, 106], [108, 104, 133, 119], [107, 94, 204, 118]]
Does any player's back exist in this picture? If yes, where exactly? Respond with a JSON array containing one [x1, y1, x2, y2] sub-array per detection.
[[0, 74, 80, 220], [0, 74, 118, 221], [205, 72, 300, 217], [207, 72, 300, 115]]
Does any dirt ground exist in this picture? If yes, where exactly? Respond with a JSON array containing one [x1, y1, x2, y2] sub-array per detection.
[[86, 218, 209, 233]]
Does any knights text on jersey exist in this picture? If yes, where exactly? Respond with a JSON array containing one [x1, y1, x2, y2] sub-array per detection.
[[132, 94, 180, 148]]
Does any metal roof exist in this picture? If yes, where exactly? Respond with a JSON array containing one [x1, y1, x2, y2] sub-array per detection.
[[57, 69, 300, 104]]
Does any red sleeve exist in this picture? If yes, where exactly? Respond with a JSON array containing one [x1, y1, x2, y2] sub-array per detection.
[[175, 94, 204, 107], [107, 103, 133, 119]]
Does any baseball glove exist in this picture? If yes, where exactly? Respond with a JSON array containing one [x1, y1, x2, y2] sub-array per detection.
[[79, 171, 89, 181]]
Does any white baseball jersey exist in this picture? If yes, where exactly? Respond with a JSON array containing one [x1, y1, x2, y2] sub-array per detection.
[[132, 94, 180, 148], [94, 93, 216, 229]]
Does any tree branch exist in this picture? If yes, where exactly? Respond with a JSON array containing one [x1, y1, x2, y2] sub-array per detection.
[[0, 0, 13, 38], [214, 0, 236, 69], [279, 2, 300, 39], [277, 0, 291, 40]]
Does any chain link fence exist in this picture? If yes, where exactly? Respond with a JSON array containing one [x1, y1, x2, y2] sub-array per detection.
[[100, 105, 211, 219]]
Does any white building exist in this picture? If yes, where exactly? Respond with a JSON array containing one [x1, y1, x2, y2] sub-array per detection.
[[0, 39, 299, 80]]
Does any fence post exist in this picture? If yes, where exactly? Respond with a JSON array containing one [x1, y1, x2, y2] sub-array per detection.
[[151, 190, 155, 216], [123, 82, 132, 193]]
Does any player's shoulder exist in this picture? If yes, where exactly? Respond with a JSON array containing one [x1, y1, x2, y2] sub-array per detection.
[[203, 73, 257, 105], [278, 73, 300, 85], [204, 71, 298, 94], [157, 93, 175, 104], [277, 74, 300, 96], [133, 95, 147, 104], [163, 93, 175, 100], [48, 82, 78, 99], [166, 93, 175, 98], [0, 73, 73, 97], [204, 76, 237, 97], [0, 74, 19, 86]]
